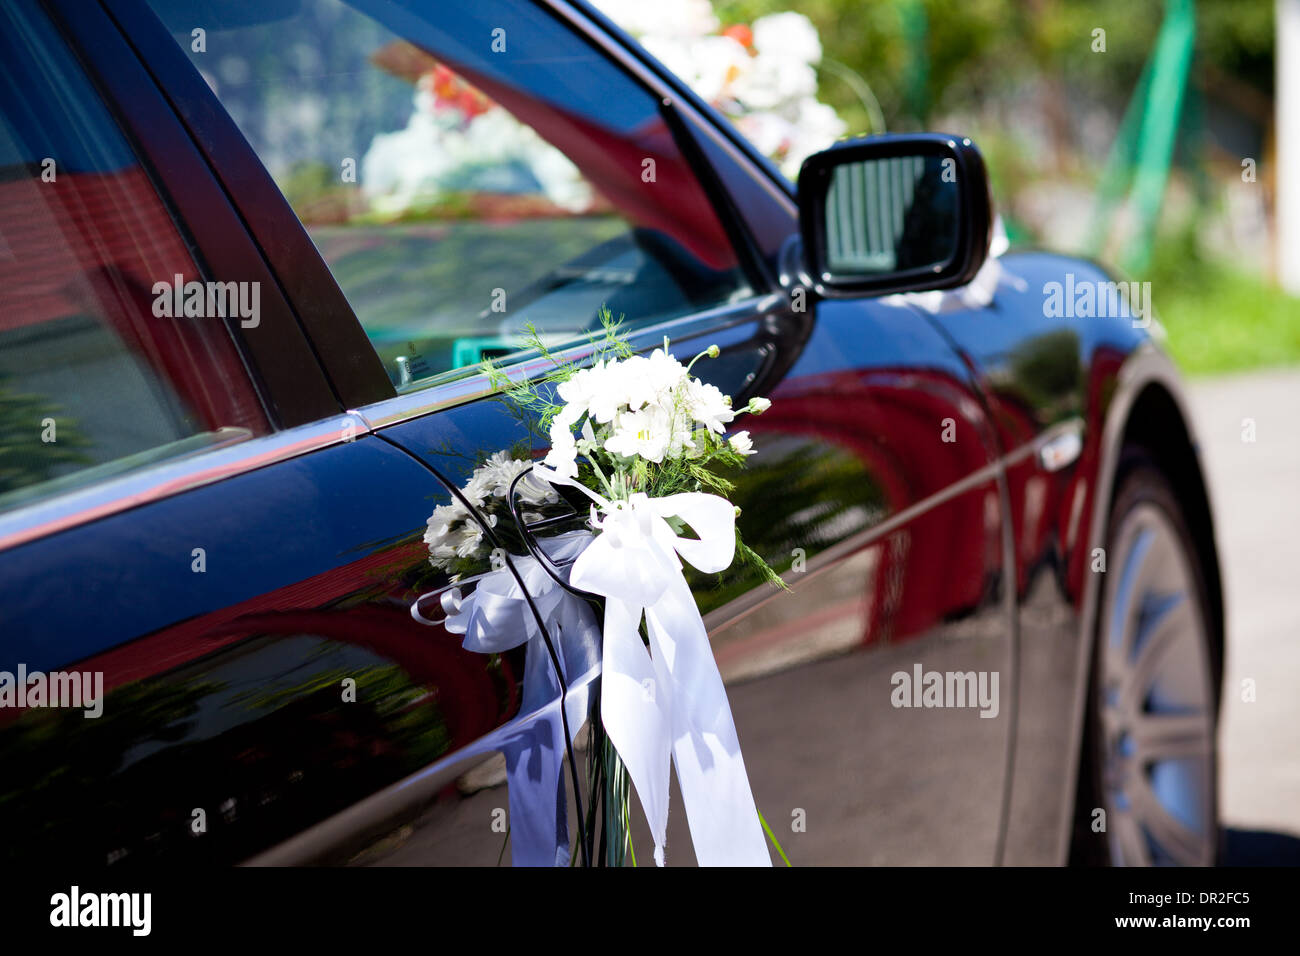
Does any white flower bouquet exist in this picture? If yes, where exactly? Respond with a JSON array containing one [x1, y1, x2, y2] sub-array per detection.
[[422, 449, 562, 578], [486, 310, 787, 866]]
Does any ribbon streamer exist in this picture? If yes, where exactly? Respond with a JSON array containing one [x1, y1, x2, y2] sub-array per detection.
[[411, 531, 599, 866], [537, 467, 771, 867]]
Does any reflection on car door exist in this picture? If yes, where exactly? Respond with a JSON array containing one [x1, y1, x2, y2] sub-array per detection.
[[684, 296, 1012, 865], [0, 0, 576, 869], [373, 288, 1014, 865], [98, 0, 1020, 863], [276, 1, 1016, 863], [0, 423, 556, 866]]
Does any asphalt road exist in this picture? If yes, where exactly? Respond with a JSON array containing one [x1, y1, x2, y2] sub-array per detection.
[[1185, 367, 1300, 860]]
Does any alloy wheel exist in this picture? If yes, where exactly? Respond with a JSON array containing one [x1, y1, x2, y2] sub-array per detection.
[[1097, 500, 1216, 866]]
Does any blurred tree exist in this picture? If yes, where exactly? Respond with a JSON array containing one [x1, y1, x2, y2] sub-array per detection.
[[714, 0, 1275, 136], [0, 379, 90, 497]]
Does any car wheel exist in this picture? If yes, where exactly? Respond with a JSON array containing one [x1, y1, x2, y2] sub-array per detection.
[[1073, 452, 1219, 865]]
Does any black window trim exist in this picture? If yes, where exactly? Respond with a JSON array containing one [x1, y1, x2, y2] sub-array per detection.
[[98, 0, 393, 412], [0, 0, 347, 533], [43, 0, 341, 430], [100, 0, 786, 413]]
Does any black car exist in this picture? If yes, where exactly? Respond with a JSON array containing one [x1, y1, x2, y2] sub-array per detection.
[[0, 0, 1223, 866]]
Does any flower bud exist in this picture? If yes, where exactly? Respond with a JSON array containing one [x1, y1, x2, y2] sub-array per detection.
[[706, 344, 720, 358], [747, 397, 771, 414]]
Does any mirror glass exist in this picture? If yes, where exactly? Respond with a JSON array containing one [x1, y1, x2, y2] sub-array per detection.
[[822, 154, 959, 278]]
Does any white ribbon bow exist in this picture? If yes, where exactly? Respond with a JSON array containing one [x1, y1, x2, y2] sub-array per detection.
[[411, 531, 600, 866], [540, 468, 771, 867]]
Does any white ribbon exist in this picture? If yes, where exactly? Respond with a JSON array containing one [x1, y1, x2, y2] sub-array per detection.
[[411, 532, 600, 866], [539, 467, 771, 867], [414, 530, 598, 724]]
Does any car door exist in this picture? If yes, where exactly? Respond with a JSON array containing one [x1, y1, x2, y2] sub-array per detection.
[[0, 0, 579, 869], [116, 0, 1019, 864], [894, 251, 1150, 863]]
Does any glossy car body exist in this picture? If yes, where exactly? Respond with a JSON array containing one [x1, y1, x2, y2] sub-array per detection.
[[0, 0, 1223, 866]]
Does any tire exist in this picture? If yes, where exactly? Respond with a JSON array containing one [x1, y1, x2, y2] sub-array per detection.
[[1071, 451, 1220, 865]]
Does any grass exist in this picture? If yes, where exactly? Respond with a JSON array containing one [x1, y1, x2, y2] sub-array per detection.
[[1144, 235, 1300, 377]]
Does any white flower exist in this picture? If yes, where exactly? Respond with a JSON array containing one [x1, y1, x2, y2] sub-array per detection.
[[468, 451, 513, 498], [604, 405, 670, 462], [424, 501, 466, 541], [604, 403, 695, 463], [647, 347, 688, 384], [734, 111, 795, 160], [780, 98, 848, 173], [543, 348, 764, 469], [577, 362, 628, 425], [487, 451, 559, 504], [424, 500, 484, 568], [625, 348, 687, 411], [615, 355, 651, 411], [793, 97, 847, 142], [555, 360, 604, 420], [543, 452, 579, 480], [459, 450, 559, 506], [752, 12, 822, 65], [684, 378, 734, 434], [728, 430, 756, 456], [591, 0, 718, 40], [684, 35, 753, 104], [455, 521, 488, 558], [747, 396, 771, 414], [589, 2, 846, 182], [546, 416, 578, 447], [361, 81, 593, 215], [544, 424, 580, 479], [732, 55, 817, 111], [638, 36, 698, 94]]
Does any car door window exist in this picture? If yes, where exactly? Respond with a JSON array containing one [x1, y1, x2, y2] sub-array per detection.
[[0, 0, 268, 512], [145, 0, 754, 392]]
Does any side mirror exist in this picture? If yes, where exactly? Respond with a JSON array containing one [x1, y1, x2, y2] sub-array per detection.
[[796, 133, 993, 298]]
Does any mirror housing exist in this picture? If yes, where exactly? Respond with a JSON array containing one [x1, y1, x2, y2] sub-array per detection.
[[796, 133, 993, 298]]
